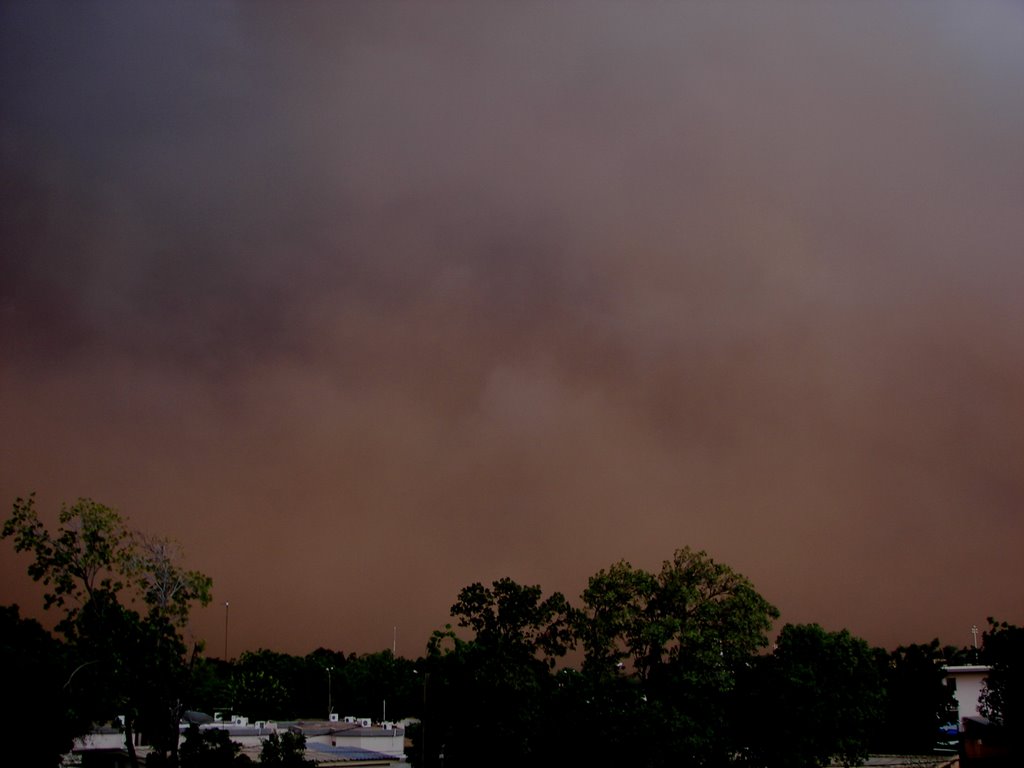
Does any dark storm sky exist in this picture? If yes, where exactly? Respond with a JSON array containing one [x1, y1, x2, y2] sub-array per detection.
[[2, 1, 1023, 658]]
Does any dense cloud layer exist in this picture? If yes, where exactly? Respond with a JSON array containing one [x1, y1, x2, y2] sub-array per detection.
[[2, 1, 1023, 655]]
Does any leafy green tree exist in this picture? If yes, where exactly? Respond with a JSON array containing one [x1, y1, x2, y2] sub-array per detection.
[[2, 494, 212, 767], [3, 496, 131, 620], [226, 649, 309, 719], [738, 624, 883, 768], [577, 559, 659, 679], [189, 656, 236, 719], [335, 649, 418, 721], [871, 639, 956, 754], [539, 665, 684, 767], [449, 577, 574, 665], [302, 647, 348, 718], [260, 731, 312, 767], [198, 647, 419, 723], [421, 555, 780, 768], [413, 578, 573, 768], [180, 724, 247, 767], [981, 618, 1024, 757], [229, 668, 291, 721], [580, 548, 779, 683], [0, 605, 89, 766], [128, 533, 213, 628], [579, 548, 779, 766]]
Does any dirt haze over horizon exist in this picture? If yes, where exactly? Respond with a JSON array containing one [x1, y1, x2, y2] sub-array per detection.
[[2, 1, 1023, 657]]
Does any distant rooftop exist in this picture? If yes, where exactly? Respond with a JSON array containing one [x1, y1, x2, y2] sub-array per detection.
[[307, 742, 401, 762], [943, 664, 991, 673]]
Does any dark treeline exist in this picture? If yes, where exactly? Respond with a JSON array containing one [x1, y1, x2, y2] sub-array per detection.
[[408, 561, 992, 768], [2, 496, 1021, 767], [188, 648, 420, 723]]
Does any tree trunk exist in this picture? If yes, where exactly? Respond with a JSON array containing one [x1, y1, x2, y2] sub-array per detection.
[[124, 716, 140, 768]]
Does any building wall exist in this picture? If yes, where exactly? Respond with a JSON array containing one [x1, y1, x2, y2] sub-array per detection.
[[74, 731, 128, 750], [945, 665, 990, 727]]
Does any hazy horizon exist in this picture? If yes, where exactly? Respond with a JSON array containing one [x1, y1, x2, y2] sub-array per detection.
[[2, 1, 1023, 658]]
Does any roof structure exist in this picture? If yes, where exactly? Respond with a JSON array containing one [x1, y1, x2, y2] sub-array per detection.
[[307, 741, 404, 764]]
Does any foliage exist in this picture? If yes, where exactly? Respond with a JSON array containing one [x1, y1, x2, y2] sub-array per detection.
[[189, 656, 236, 718], [179, 725, 247, 767], [191, 647, 420, 722], [128, 533, 213, 627], [416, 553, 782, 768], [260, 731, 312, 767], [3, 496, 131, 620], [410, 578, 576, 767], [334, 649, 418, 721], [578, 548, 780, 766], [540, 666, 689, 767], [0, 605, 89, 766], [229, 651, 300, 720], [738, 624, 883, 768], [871, 639, 957, 754], [3, 498, 925, 768], [413, 553, 896, 768], [981, 618, 1024, 754], [2, 494, 212, 621], [2, 494, 213, 767], [580, 548, 779, 683], [449, 577, 574, 665], [577, 558, 659, 678]]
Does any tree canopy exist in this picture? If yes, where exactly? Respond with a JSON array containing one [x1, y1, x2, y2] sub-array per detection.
[[3, 494, 212, 767], [5, 495, 923, 768], [870, 639, 957, 754], [405, 549, 911, 768], [981, 618, 1024, 758], [738, 623, 884, 768]]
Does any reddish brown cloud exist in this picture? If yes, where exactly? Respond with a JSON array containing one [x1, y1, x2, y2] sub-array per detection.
[[2, 2, 1023, 656]]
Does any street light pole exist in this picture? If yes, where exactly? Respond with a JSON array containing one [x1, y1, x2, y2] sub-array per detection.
[[327, 666, 334, 720], [224, 602, 230, 660], [421, 672, 429, 767]]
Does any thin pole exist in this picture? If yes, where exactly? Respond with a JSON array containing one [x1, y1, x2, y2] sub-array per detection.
[[327, 666, 333, 719], [393, 626, 397, 656], [422, 672, 428, 767], [224, 602, 230, 660]]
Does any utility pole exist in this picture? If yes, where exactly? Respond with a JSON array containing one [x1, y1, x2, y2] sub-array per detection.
[[972, 624, 979, 652], [327, 666, 334, 720], [421, 672, 429, 768], [224, 602, 230, 660]]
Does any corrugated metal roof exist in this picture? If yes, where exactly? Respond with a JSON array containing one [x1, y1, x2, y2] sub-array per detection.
[[307, 742, 399, 760]]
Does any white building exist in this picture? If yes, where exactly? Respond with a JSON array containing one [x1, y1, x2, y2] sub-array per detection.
[[70, 715, 406, 767], [944, 664, 991, 728], [291, 719, 406, 759]]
